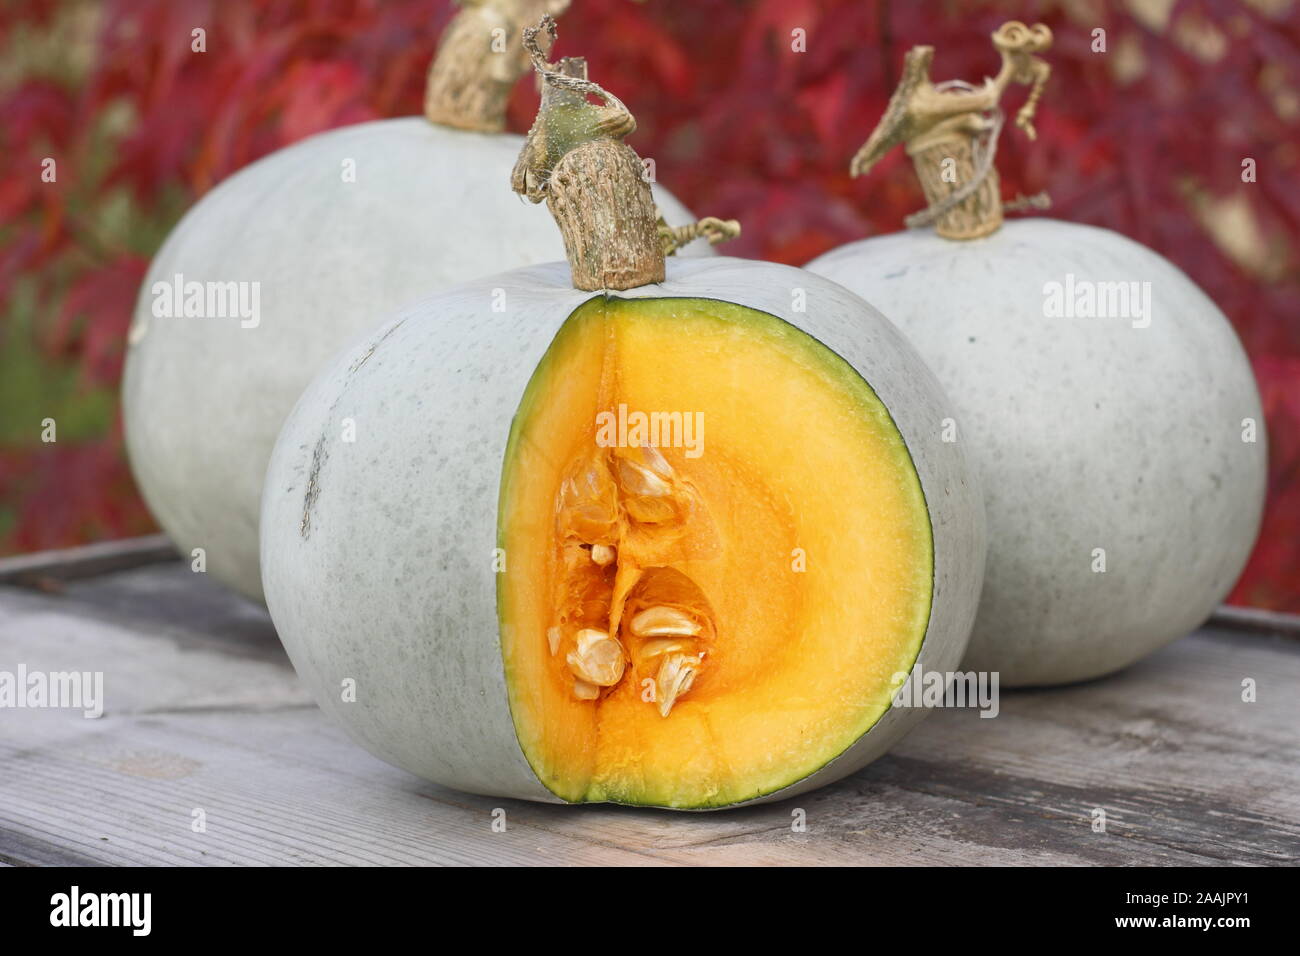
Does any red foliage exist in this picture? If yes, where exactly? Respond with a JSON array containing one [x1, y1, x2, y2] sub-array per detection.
[[0, 442, 154, 554], [1, 0, 1297, 608]]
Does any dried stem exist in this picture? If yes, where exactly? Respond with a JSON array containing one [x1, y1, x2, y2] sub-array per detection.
[[511, 15, 663, 290], [424, 0, 571, 132], [850, 21, 1053, 240]]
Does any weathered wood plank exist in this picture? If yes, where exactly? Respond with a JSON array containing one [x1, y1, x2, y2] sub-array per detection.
[[1, 561, 1297, 866], [1210, 603, 1300, 635], [53, 561, 284, 661], [0, 597, 668, 866], [0, 534, 176, 586]]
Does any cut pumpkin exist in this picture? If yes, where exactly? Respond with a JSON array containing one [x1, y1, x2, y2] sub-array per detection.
[[499, 296, 934, 808], [261, 27, 983, 809]]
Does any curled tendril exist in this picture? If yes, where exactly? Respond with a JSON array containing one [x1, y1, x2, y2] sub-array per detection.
[[993, 21, 1053, 55], [521, 14, 633, 133], [522, 12, 559, 71], [657, 211, 741, 256]]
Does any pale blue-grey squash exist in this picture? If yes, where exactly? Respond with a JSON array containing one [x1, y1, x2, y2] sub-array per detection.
[[807, 21, 1266, 685], [259, 27, 987, 808]]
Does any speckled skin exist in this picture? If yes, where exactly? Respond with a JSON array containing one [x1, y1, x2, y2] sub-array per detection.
[[808, 219, 1267, 686], [259, 257, 986, 807], [122, 117, 703, 603]]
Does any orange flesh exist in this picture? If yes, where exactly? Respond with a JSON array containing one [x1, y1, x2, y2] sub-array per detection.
[[498, 297, 933, 807]]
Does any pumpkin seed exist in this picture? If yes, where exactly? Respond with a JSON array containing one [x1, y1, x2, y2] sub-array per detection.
[[623, 495, 680, 524], [566, 628, 625, 686], [617, 457, 672, 498], [640, 444, 674, 478], [637, 638, 687, 659], [560, 456, 619, 542], [630, 605, 701, 638], [655, 652, 701, 717]]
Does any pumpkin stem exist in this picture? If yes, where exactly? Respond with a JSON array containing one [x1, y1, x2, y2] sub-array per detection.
[[511, 14, 665, 291], [424, 0, 572, 133], [850, 21, 1053, 240]]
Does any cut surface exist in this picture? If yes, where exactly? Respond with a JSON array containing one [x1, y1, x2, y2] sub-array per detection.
[[498, 297, 933, 807]]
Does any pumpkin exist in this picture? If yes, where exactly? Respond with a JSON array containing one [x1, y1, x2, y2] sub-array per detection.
[[806, 22, 1267, 686], [122, 0, 708, 603], [259, 18, 986, 808]]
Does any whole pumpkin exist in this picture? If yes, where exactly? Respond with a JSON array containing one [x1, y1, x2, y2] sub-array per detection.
[[807, 23, 1267, 686], [122, 0, 706, 602], [260, 20, 986, 808]]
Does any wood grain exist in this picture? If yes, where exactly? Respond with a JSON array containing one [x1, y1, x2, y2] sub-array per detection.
[[1, 556, 1296, 866], [0, 534, 175, 586]]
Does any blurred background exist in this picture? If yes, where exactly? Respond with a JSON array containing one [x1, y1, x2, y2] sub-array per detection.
[[1, 0, 1297, 609]]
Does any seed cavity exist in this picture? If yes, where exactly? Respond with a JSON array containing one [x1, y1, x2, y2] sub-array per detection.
[[553, 444, 716, 716]]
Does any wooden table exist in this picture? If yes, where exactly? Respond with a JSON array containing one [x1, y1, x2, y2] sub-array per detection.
[[2, 536, 1297, 866]]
